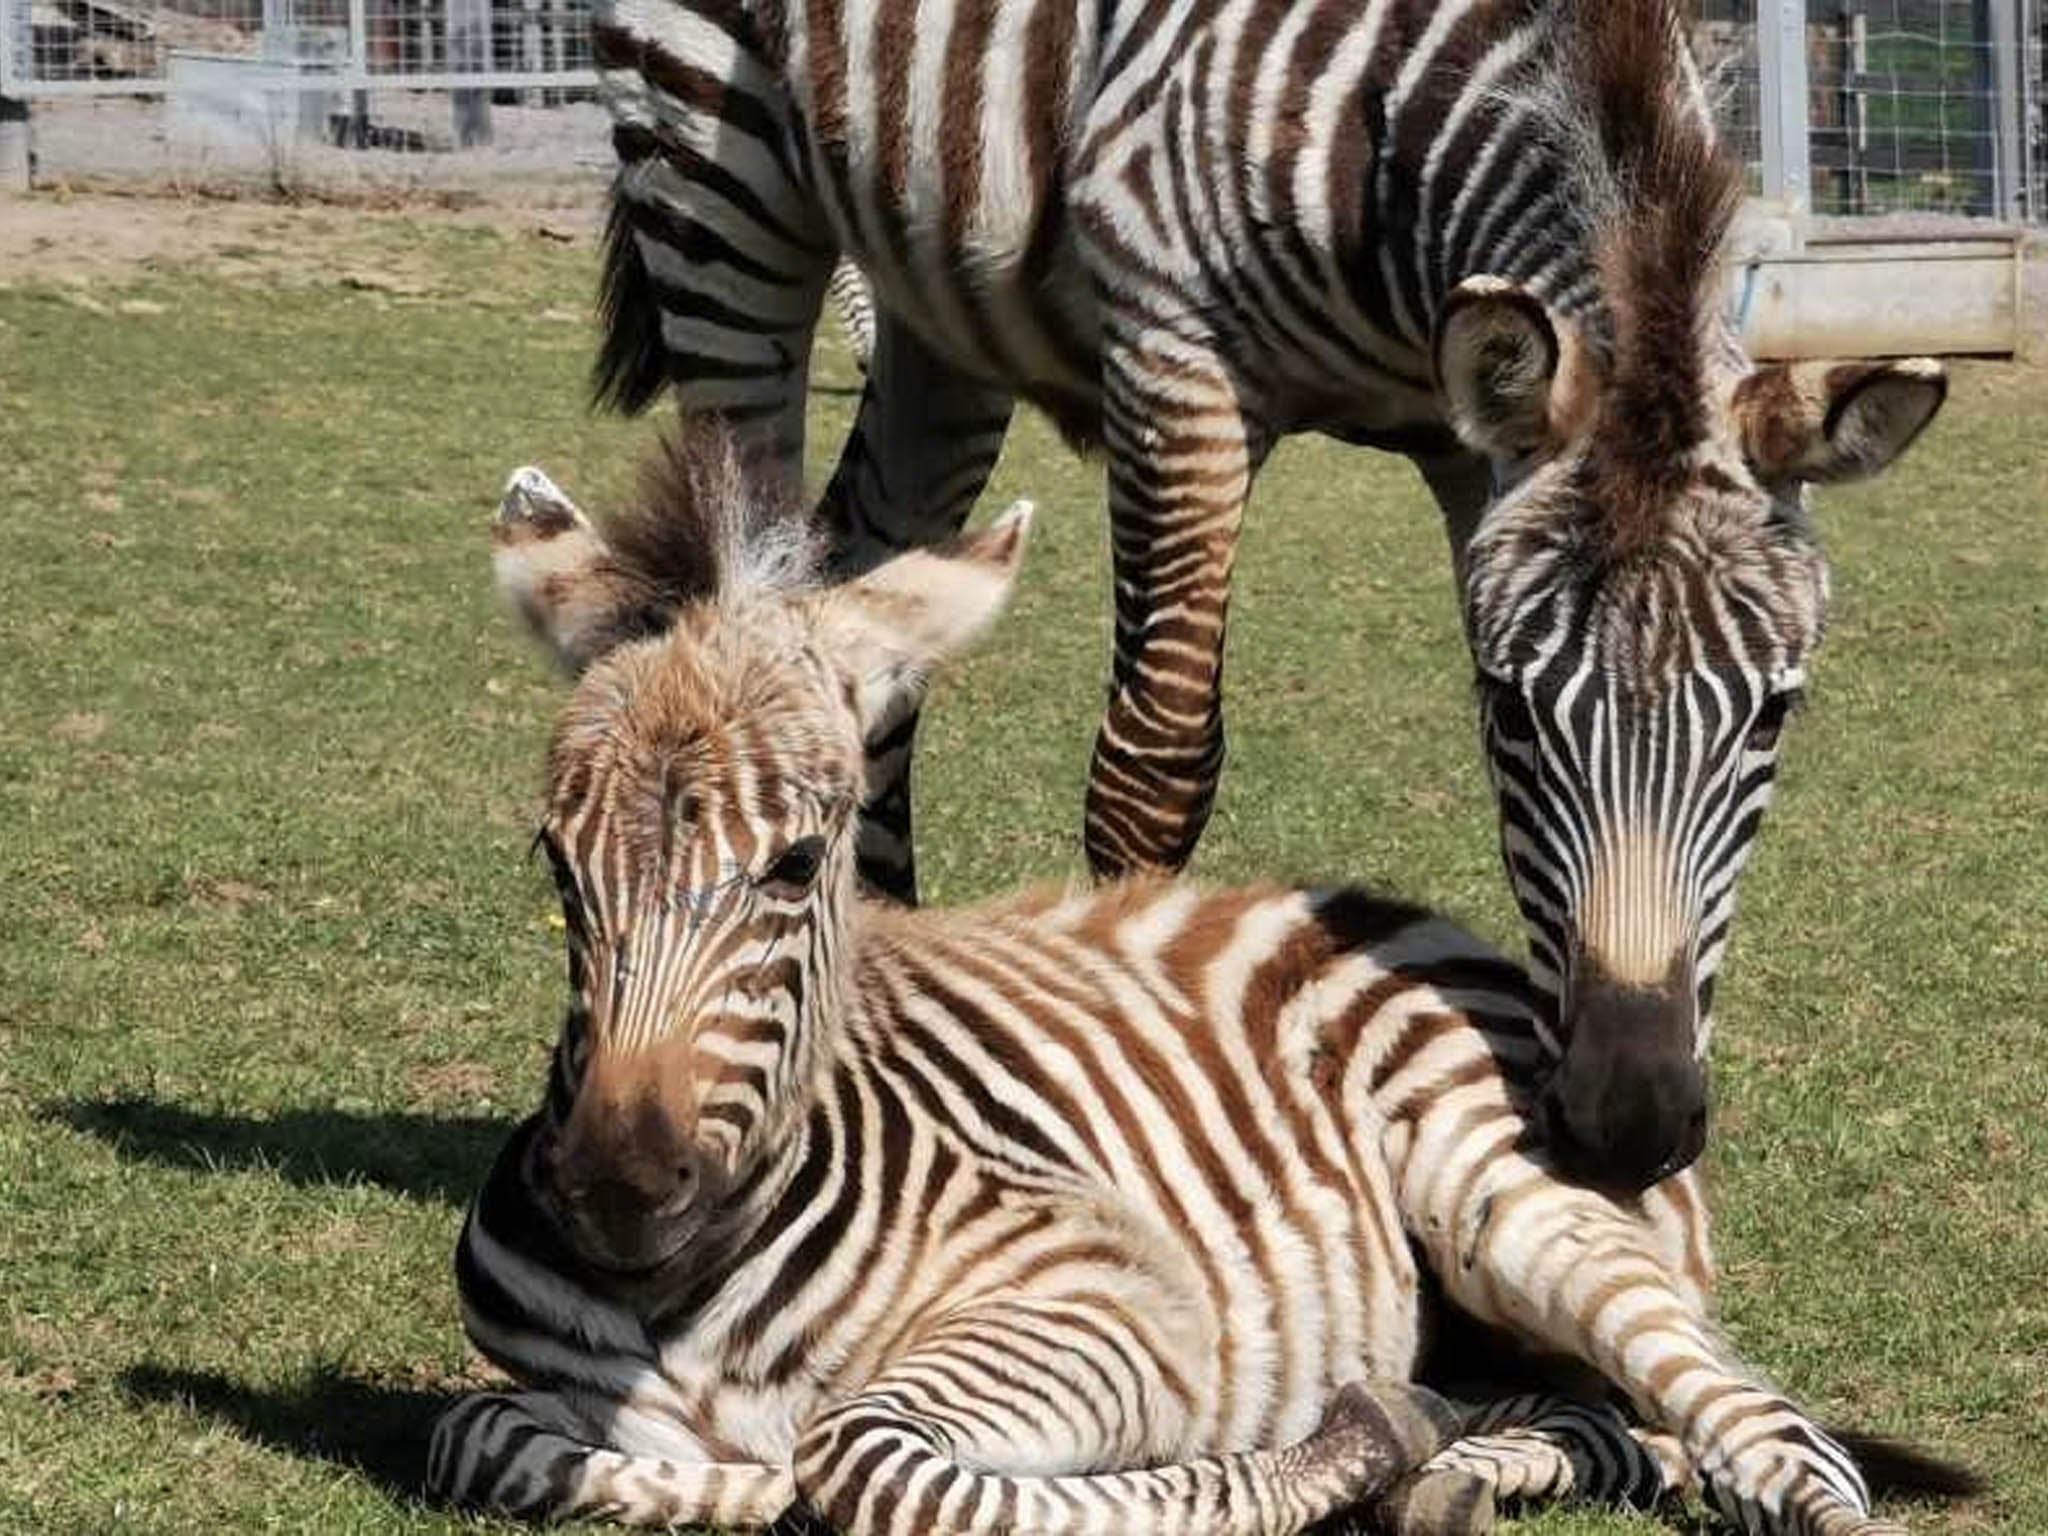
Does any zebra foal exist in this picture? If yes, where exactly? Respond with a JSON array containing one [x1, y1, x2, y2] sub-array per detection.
[[429, 430, 1949, 1536]]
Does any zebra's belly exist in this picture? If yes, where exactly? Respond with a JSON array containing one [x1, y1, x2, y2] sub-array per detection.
[[822, 169, 1103, 426]]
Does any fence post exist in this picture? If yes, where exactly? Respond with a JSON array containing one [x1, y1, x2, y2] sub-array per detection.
[[0, 93, 27, 194], [346, 0, 370, 144], [1759, 0, 1814, 213], [1987, 0, 2025, 219], [1842, 3, 1868, 214], [448, 0, 492, 144], [2026, 0, 2042, 220], [0, 0, 29, 193]]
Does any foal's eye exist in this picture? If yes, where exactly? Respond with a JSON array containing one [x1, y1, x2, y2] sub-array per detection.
[[1746, 691, 1800, 754], [761, 836, 827, 896]]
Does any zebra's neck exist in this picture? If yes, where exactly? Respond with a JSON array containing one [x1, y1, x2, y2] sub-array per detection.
[[1348, 2, 1714, 372]]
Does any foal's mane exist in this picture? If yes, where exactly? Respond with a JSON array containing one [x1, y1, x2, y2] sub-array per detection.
[[599, 419, 821, 611]]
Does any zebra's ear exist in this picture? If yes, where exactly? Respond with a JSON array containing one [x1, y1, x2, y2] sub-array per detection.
[[492, 466, 630, 675], [1435, 277, 1561, 463], [818, 501, 1033, 732], [1733, 359, 1947, 486]]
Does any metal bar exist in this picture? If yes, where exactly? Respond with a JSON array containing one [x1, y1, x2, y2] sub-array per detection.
[[1758, 0, 1814, 212], [2026, 0, 2042, 222], [1848, 5, 1868, 214], [1973, 0, 1998, 215], [346, 0, 369, 142], [329, 67, 597, 89], [1989, 0, 2024, 219], [0, 67, 599, 98]]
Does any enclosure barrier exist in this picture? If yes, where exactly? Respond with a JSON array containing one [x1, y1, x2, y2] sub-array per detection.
[[0, 1, 2037, 352]]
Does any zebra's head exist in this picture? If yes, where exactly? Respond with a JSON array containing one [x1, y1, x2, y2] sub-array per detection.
[[494, 428, 1030, 1274], [1433, 276, 1944, 1193]]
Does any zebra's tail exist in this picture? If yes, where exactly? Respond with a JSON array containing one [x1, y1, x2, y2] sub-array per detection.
[[1830, 1429, 1986, 1504], [594, 180, 672, 416]]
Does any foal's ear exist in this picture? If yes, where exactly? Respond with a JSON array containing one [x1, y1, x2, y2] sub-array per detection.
[[1435, 277, 1564, 462], [816, 502, 1033, 734], [492, 466, 654, 675], [1733, 359, 1947, 487]]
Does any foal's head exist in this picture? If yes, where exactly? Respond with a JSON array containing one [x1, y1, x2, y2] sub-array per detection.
[[495, 429, 1029, 1272]]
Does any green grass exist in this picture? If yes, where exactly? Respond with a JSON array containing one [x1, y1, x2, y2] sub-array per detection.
[[2, 211, 2045, 1533]]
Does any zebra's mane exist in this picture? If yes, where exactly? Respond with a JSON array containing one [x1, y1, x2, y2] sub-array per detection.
[[1555, 0, 1746, 555], [598, 419, 822, 611]]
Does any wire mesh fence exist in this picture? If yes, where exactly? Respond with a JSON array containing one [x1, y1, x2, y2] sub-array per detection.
[[6, 0, 593, 90], [1699, 0, 2042, 219], [1, 0, 2042, 217], [0, 0, 605, 193]]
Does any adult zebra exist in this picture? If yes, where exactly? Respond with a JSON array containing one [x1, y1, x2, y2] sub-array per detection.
[[432, 432, 1973, 1535], [587, 0, 1946, 1191]]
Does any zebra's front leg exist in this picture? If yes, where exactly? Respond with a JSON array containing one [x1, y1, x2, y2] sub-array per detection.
[[1401, 1151, 1897, 1534], [1086, 329, 1269, 878], [815, 316, 1015, 903], [428, 1389, 795, 1527]]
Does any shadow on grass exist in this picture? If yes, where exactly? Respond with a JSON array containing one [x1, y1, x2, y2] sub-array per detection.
[[122, 1363, 446, 1502], [48, 1098, 514, 1206]]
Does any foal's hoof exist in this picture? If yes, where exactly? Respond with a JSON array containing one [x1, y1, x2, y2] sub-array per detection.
[[1314, 1381, 1463, 1497], [1375, 1467, 1496, 1535]]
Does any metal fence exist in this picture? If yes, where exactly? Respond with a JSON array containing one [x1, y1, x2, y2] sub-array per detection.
[[0, 0, 604, 188], [2, 0, 594, 95], [0, 0, 2042, 217], [1702, 0, 2042, 219]]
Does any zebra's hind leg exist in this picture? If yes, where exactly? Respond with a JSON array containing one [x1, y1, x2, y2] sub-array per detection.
[[427, 1390, 796, 1527], [816, 317, 1014, 903], [824, 258, 877, 375]]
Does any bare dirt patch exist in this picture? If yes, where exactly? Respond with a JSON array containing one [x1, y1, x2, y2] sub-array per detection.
[[0, 190, 600, 290]]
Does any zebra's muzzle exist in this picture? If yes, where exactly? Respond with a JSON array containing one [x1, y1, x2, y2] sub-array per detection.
[[542, 1088, 711, 1275], [1539, 958, 1708, 1194]]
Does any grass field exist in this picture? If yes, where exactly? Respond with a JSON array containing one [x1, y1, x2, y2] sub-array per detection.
[[2, 202, 2045, 1534]]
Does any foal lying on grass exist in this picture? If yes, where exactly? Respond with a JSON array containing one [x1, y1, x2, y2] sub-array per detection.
[[430, 428, 1970, 1535]]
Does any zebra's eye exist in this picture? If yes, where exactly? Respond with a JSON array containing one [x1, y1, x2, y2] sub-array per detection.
[[1746, 691, 1800, 754], [1484, 679, 1538, 746], [760, 835, 827, 896]]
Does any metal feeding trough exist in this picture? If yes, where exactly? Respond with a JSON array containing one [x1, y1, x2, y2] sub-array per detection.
[[1730, 204, 2025, 360]]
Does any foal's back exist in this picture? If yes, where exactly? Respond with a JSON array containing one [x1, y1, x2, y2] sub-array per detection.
[[839, 878, 1549, 1453]]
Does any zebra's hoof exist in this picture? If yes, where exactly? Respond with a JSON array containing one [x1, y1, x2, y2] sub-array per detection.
[[1374, 1466, 1496, 1535], [497, 465, 586, 537], [1316, 1381, 1463, 1494]]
